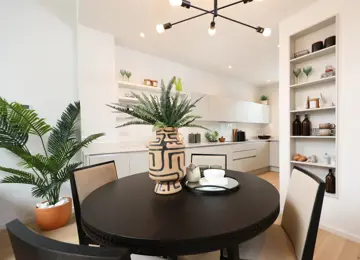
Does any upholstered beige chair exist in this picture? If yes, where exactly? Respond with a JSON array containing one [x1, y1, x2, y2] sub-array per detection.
[[179, 251, 220, 260], [70, 161, 118, 246], [238, 166, 325, 260]]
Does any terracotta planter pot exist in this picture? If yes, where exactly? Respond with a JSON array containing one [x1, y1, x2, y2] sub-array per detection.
[[149, 127, 185, 195], [35, 197, 72, 231]]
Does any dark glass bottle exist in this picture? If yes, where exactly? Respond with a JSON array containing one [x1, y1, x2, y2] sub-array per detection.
[[326, 169, 336, 194], [292, 114, 302, 136], [301, 114, 311, 136]]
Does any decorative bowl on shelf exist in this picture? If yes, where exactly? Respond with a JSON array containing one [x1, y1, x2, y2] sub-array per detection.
[[258, 135, 271, 140]]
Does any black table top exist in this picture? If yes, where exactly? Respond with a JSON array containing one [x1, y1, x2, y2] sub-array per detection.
[[81, 170, 280, 256]]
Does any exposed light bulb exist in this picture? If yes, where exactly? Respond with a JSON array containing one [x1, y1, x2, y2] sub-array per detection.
[[208, 27, 216, 36], [263, 28, 272, 37], [156, 24, 165, 34], [208, 21, 216, 36], [169, 0, 182, 6]]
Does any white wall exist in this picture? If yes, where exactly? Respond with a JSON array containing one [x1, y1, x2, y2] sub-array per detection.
[[77, 25, 118, 142], [257, 84, 279, 138], [279, 0, 360, 241], [0, 0, 78, 228], [113, 45, 264, 145]]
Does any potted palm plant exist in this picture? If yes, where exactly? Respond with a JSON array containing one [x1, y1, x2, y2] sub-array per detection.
[[108, 77, 206, 195], [0, 99, 104, 230]]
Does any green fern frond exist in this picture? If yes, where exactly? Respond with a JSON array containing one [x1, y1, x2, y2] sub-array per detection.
[[107, 78, 206, 131]]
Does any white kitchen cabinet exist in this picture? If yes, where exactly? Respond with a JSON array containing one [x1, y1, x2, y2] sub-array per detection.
[[253, 142, 270, 169], [88, 153, 130, 178], [129, 151, 149, 175], [207, 96, 237, 122], [270, 141, 279, 167], [229, 142, 270, 172], [191, 92, 209, 121], [261, 105, 270, 124]]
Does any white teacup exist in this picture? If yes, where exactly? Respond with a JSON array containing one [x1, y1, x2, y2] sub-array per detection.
[[319, 129, 335, 136]]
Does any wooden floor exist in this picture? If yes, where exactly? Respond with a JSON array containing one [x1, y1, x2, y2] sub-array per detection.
[[1, 172, 359, 260]]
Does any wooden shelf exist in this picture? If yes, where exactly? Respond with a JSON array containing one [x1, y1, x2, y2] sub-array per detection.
[[291, 136, 336, 139], [290, 45, 336, 64], [291, 160, 336, 168], [290, 76, 336, 89], [290, 106, 336, 113], [118, 81, 186, 96]]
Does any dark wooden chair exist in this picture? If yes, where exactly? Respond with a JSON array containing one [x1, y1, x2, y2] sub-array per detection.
[[6, 219, 130, 260], [70, 161, 118, 246], [238, 166, 325, 260], [190, 153, 228, 174]]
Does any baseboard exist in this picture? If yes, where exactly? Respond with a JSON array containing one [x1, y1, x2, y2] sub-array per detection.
[[269, 166, 279, 172], [249, 167, 270, 175], [320, 224, 360, 243]]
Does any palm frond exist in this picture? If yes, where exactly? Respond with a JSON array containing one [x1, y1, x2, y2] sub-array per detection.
[[47, 102, 80, 156], [116, 120, 152, 128]]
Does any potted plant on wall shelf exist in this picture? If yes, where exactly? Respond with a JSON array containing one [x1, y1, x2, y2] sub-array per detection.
[[107, 77, 207, 195], [260, 95, 269, 105], [0, 99, 104, 230]]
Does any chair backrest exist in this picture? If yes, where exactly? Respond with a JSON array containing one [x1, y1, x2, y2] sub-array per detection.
[[6, 219, 130, 260], [190, 154, 227, 170], [281, 166, 325, 260], [70, 161, 118, 245]]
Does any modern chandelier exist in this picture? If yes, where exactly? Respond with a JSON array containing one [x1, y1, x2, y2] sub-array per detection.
[[156, 0, 271, 37]]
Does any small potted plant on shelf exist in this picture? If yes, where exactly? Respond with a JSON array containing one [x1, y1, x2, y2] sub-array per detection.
[[260, 95, 269, 105], [0, 99, 104, 231], [108, 77, 207, 195]]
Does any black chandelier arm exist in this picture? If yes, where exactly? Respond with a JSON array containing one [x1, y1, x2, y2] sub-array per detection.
[[189, 2, 258, 31], [171, 0, 246, 27], [172, 12, 208, 26], [217, 14, 258, 30]]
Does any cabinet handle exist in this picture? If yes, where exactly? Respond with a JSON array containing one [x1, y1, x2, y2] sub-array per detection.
[[233, 156, 256, 161], [233, 149, 256, 153]]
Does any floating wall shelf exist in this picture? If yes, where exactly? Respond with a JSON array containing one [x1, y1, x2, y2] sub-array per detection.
[[290, 76, 336, 89], [290, 136, 336, 139], [118, 81, 186, 96], [290, 45, 336, 64], [291, 160, 336, 169], [290, 107, 336, 113]]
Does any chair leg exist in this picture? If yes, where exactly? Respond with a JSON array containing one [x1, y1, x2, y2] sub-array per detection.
[[226, 246, 240, 260], [167, 256, 178, 260]]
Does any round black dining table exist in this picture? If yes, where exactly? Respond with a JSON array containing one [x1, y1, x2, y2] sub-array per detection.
[[81, 170, 280, 260]]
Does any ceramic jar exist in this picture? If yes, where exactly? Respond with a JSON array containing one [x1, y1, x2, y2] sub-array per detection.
[[148, 127, 185, 195]]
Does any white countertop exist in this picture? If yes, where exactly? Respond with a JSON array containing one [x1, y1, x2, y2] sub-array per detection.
[[83, 139, 279, 156]]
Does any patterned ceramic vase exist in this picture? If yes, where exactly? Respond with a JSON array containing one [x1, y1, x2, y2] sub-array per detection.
[[149, 127, 185, 195]]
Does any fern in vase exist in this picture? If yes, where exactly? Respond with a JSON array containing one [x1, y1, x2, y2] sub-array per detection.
[[0, 99, 104, 205], [108, 77, 208, 130]]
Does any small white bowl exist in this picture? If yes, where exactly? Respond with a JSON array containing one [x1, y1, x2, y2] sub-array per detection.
[[203, 169, 225, 181]]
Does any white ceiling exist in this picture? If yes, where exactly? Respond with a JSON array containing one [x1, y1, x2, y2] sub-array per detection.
[[79, 0, 317, 86]]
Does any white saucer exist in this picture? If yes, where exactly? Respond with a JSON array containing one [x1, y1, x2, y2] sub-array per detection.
[[199, 177, 229, 187]]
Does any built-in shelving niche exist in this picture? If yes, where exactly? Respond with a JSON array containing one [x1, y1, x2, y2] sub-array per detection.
[[289, 16, 338, 198]]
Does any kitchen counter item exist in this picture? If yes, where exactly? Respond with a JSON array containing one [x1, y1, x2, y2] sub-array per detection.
[[195, 133, 201, 143], [258, 135, 271, 140], [236, 130, 246, 142], [219, 136, 226, 142], [188, 133, 195, 143]]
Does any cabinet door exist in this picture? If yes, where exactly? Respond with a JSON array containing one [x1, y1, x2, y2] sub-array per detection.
[[253, 142, 270, 169], [89, 153, 130, 178], [191, 92, 209, 120], [236, 101, 248, 122], [261, 105, 270, 124], [270, 142, 279, 167], [129, 152, 149, 175]]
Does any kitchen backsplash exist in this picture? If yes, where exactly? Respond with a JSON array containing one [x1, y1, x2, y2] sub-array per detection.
[[115, 119, 269, 147]]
